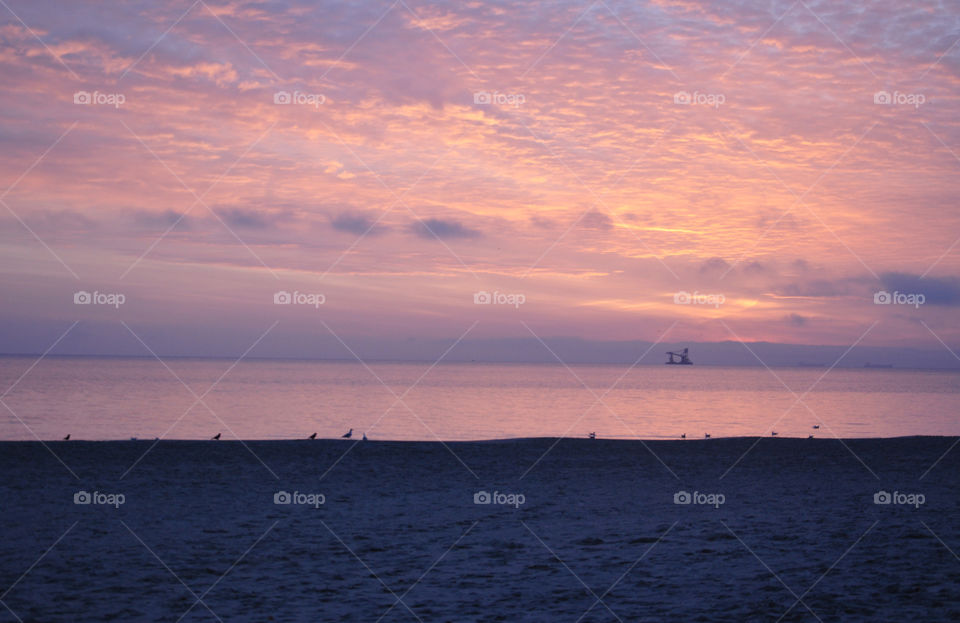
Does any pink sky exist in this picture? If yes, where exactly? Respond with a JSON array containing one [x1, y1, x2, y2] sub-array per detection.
[[0, 0, 959, 359]]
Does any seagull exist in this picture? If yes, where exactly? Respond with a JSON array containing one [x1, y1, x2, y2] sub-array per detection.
[[308, 432, 317, 440], [63, 434, 70, 441], [342, 428, 353, 439], [812, 425, 820, 429], [681, 433, 686, 439], [212, 433, 221, 440], [588, 432, 596, 439], [808, 434, 814, 439], [771, 431, 778, 437], [362, 433, 368, 441], [705, 433, 711, 439]]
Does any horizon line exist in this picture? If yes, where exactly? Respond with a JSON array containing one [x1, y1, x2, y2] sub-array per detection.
[[1, 352, 958, 370]]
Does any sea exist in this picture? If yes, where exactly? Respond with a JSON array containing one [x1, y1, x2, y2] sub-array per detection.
[[1, 356, 958, 441]]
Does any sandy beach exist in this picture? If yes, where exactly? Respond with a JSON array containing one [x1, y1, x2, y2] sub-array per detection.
[[1, 436, 957, 621]]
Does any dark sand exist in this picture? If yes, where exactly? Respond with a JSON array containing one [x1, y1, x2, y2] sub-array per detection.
[[1, 437, 958, 621]]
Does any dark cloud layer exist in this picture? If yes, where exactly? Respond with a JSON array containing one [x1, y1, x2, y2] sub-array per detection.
[[410, 217, 481, 240], [330, 211, 381, 235], [881, 272, 960, 306]]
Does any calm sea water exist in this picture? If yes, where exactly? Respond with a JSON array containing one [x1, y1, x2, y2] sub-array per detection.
[[1, 357, 958, 440]]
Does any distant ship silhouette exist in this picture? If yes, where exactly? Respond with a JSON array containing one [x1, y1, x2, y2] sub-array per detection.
[[665, 348, 693, 365]]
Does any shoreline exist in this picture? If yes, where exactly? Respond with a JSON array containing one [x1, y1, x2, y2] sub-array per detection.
[[3, 434, 956, 444]]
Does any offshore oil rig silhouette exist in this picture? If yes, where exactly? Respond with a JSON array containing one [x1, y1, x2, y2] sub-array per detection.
[[665, 348, 693, 365]]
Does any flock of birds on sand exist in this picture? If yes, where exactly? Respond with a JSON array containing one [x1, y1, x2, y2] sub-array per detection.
[[59, 430, 370, 441], [210, 429, 369, 441], [59, 425, 826, 442], [587, 424, 823, 440]]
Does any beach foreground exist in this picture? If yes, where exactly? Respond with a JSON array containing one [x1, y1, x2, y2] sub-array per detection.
[[1, 437, 958, 622]]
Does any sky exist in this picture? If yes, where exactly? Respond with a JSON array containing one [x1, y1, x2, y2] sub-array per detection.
[[0, 0, 959, 364]]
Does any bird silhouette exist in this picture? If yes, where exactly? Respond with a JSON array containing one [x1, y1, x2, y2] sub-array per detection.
[[362, 433, 368, 441], [342, 428, 353, 439], [705, 433, 711, 439], [308, 432, 317, 440], [212, 433, 221, 440], [812, 425, 820, 429], [588, 432, 596, 439], [63, 434, 70, 441], [808, 434, 814, 439], [681, 433, 686, 439], [771, 431, 778, 437]]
